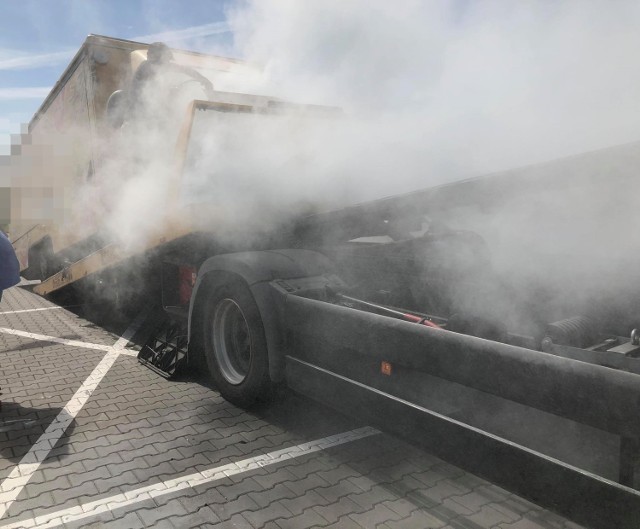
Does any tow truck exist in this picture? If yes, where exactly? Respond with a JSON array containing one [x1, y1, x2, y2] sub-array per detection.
[[7, 35, 640, 528]]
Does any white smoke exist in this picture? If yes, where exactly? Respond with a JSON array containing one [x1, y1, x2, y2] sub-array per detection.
[[10, 1, 640, 323], [221, 0, 640, 196], [193, 0, 640, 325], [92, 1, 640, 275]]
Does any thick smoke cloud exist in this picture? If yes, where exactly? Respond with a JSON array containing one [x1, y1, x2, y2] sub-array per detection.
[[79, 0, 640, 243], [79, 1, 640, 323], [192, 0, 640, 330], [11, 1, 640, 328], [224, 0, 640, 196]]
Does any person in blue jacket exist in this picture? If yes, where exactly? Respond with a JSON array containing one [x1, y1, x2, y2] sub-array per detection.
[[0, 231, 20, 303]]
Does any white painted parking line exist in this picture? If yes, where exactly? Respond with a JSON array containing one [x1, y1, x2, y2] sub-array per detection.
[[111, 312, 146, 351], [0, 327, 140, 356], [0, 307, 65, 315], [0, 311, 148, 521], [1, 426, 379, 529], [116, 348, 140, 357], [0, 328, 113, 351]]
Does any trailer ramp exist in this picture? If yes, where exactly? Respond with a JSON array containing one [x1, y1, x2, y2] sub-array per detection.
[[33, 224, 195, 296], [137, 314, 188, 378]]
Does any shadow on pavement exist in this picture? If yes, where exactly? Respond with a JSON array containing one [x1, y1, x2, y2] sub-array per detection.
[[0, 401, 76, 464], [254, 390, 363, 439], [189, 367, 362, 442], [0, 335, 92, 354]]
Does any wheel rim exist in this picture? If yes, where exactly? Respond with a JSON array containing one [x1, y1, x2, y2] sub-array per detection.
[[212, 298, 252, 385]]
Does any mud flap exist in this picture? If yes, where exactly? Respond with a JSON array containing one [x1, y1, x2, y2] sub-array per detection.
[[138, 318, 188, 379]]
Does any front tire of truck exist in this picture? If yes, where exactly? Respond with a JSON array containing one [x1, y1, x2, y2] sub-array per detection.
[[203, 281, 272, 408]]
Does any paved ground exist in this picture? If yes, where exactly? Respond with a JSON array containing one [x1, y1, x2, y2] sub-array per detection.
[[0, 282, 584, 529]]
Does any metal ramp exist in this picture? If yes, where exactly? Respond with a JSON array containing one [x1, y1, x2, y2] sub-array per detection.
[[137, 313, 189, 379]]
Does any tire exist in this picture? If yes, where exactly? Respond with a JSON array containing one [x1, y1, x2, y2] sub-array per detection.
[[203, 281, 272, 407], [26, 240, 52, 280], [36, 251, 50, 280]]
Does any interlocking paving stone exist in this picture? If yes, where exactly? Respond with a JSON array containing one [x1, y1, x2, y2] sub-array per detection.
[[211, 513, 254, 529], [498, 520, 556, 529], [382, 497, 421, 518], [248, 482, 298, 509], [216, 475, 264, 502], [313, 496, 365, 524], [178, 486, 226, 511], [386, 510, 449, 529], [3, 490, 54, 519], [318, 515, 363, 529], [347, 503, 404, 527], [316, 480, 360, 503], [137, 498, 189, 526], [279, 489, 330, 516], [350, 485, 401, 510], [283, 472, 331, 497], [242, 500, 294, 528], [251, 467, 299, 490], [212, 494, 261, 521], [167, 504, 222, 527], [63, 511, 120, 529], [441, 497, 477, 517], [98, 511, 146, 529], [275, 507, 329, 528], [528, 510, 574, 529]]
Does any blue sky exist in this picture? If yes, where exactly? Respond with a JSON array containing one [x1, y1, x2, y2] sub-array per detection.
[[0, 0, 235, 150]]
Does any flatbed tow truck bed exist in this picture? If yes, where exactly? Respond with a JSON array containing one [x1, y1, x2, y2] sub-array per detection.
[[0, 283, 582, 529]]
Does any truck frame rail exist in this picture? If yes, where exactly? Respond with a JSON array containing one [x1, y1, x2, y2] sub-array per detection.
[[283, 292, 640, 528]]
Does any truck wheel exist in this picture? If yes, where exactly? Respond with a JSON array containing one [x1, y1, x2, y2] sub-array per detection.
[[37, 251, 51, 280], [203, 282, 272, 407], [27, 240, 52, 280]]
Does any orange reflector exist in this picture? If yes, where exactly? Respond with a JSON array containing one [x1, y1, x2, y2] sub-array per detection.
[[381, 361, 392, 376]]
